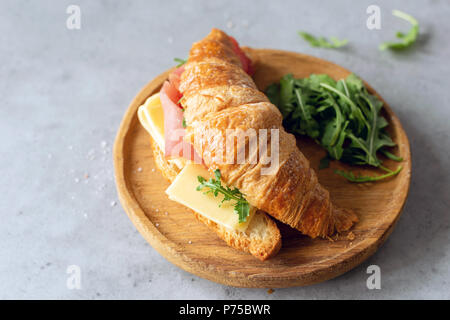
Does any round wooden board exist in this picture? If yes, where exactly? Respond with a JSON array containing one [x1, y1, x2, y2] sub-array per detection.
[[113, 49, 411, 288]]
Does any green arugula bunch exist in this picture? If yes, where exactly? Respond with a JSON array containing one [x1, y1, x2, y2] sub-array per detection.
[[197, 169, 250, 223], [298, 32, 348, 49], [265, 73, 403, 182]]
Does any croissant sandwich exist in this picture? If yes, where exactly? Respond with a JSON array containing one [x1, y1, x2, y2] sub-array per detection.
[[138, 28, 357, 261]]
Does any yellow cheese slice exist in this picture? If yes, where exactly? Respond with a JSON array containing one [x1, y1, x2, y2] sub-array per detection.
[[137, 93, 184, 169], [138, 93, 165, 151], [165, 163, 255, 232]]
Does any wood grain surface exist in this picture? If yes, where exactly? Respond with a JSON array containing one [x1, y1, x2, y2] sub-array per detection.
[[113, 49, 411, 288]]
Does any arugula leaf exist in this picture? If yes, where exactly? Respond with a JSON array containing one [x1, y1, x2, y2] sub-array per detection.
[[335, 165, 402, 182], [265, 73, 403, 183], [182, 117, 187, 128], [174, 57, 187, 67], [381, 149, 403, 162], [294, 88, 320, 138], [298, 31, 348, 49], [196, 169, 250, 223], [379, 10, 419, 50]]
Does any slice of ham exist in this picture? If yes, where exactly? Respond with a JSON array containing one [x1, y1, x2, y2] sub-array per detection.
[[160, 80, 201, 163], [168, 66, 184, 92], [229, 36, 254, 76]]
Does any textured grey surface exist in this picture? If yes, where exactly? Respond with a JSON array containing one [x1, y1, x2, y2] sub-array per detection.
[[0, 0, 449, 299]]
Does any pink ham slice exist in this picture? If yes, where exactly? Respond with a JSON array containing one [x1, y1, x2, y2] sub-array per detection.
[[159, 79, 201, 162], [168, 66, 184, 92], [229, 36, 254, 76]]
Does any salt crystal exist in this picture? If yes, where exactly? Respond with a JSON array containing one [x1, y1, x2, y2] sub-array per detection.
[[226, 20, 233, 29], [87, 149, 95, 160], [110, 201, 116, 207], [137, 167, 143, 172], [74, 178, 80, 183], [155, 223, 159, 227], [100, 141, 107, 148], [188, 241, 192, 244]]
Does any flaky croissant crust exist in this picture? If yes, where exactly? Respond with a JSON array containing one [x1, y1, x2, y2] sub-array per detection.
[[179, 29, 357, 238]]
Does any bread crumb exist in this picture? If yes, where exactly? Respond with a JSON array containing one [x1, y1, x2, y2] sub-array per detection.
[[347, 232, 356, 241], [267, 289, 274, 294]]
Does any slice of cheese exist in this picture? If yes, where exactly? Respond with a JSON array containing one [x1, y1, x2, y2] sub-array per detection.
[[138, 93, 165, 151], [138, 93, 184, 169], [166, 163, 255, 232]]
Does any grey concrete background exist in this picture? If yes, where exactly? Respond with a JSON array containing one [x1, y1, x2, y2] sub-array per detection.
[[0, 0, 449, 299]]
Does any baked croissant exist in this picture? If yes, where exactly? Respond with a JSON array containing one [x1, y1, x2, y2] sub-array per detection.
[[180, 29, 358, 238]]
